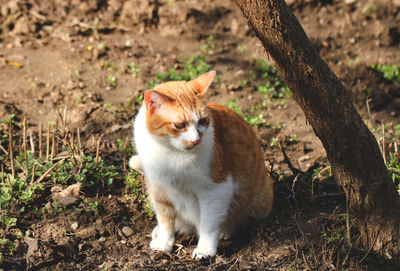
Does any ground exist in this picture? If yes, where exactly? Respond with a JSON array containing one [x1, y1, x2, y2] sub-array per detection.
[[1, 0, 400, 270]]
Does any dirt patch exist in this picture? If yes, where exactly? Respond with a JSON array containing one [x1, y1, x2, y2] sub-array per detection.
[[1, 0, 400, 270]]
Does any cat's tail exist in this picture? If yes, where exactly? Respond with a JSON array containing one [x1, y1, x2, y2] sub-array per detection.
[[129, 155, 144, 174]]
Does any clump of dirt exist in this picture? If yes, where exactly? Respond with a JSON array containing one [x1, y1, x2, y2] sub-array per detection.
[[1, 0, 400, 270]]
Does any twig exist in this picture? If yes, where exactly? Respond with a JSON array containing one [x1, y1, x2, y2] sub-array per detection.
[[382, 121, 386, 165], [302, 250, 313, 270], [366, 97, 376, 132], [77, 127, 84, 156], [307, 192, 345, 200], [46, 123, 50, 161], [51, 123, 56, 160], [359, 229, 380, 263], [95, 137, 101, 167], [280, 141, 302, 175], [35, 158, 65, 184], [23, 118, 29, 174], [9, 121, 15, 177], [226, 258, 239, 271], [30, 163, 36, 185], [1, 163, 4, 184], [14, 158, 27, 176], [0, 144, 9, 155], [29, 129, 35, 155], [345, 185, 351, 247], [55, 118, 59, 156], [39, 121, 43, 158], [342, 234, 362, 266]]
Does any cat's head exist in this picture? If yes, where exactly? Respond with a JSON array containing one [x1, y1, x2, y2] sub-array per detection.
[[143, 70, 216, 151]]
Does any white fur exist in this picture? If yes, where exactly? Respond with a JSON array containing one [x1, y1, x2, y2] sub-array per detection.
[[133, 105, 237, 259]]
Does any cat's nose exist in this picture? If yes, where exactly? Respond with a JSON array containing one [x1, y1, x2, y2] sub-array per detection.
[[192, 139, 200, 145]]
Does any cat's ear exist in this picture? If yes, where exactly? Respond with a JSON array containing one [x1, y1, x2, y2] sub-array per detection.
[[190, 70, 216, 97], [144, 90, 174, 114]]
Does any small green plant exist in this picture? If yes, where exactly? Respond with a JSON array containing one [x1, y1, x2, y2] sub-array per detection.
[[148, 55, 211, 87], [237, 44, 247, 53], [128, 62, 141, 78], [83, 200, 98, 213], [288, 134, 298, 143], [125, 170, 142, 197], [107, 75, 117, 87], [225, 99, 269, 127], [270, 137, 278, 147], [362, 3, 375, 15], [387, 152, 400, 194], [200, 36, 215, 55], [370, 64, 400, 83]]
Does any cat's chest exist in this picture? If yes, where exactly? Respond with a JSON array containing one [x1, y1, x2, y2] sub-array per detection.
[[142, 151, 210, 189]]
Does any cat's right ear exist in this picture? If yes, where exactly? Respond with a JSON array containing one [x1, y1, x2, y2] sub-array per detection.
[[190, 70, 216, 97], [144, 90, 173, 114]]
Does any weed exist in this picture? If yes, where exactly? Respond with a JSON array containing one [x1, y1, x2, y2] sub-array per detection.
[[270, 137, 278, 147], [0, 114, 126, 260], [128, 62, 141, 78], [74, 68, 81, 77], [125, 170, 142, 197], [83, 199, 98, 213], [237, 44, 247, 53], [362, 4, 375, 15], [148, 55, 211, 88], [288, 134, 298, 143], [387, 152, 400, 194], [225, 98, 269, 127], [107, 75, 117, 87], [200, 36, 215, 55], [370, 64, 400, 83]]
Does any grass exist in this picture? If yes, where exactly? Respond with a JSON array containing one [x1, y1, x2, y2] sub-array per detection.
[[147, 55, 214, 88], [0, 114, 149, 263], [387, 152, 400, 194], [255, 58, 291, 99], [225, 98, 270, 128], [370, 64, 400, 83]]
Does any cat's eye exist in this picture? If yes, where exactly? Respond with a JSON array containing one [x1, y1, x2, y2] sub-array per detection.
[[198, 117, 209, 126], [174, 122, 187, 130]]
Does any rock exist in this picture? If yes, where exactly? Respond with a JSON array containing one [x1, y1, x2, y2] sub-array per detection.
[[24, 236, 38, 264], [13, 17, 31, 35], [122, 226, 134, 237], [344, 0, 357, 5], [71, 222, 79, 231]]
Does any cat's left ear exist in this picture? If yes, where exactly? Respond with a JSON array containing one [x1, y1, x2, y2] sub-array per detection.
[[190, 70, 216, 97]]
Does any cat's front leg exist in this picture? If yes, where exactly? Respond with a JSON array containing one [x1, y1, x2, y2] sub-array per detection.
[[192, 178, 236, 259], [147, 184, 176, 252]]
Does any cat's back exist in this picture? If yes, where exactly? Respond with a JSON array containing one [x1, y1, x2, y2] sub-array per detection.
[[208, 102, 273, 220], [208, 103, 262, 155]]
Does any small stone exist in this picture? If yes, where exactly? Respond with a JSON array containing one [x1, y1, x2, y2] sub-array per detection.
[[344, 0, 357, 5], [78, 243, 84, 251], [122, 226, 134, 237], [98, 237, 106, 243], [71, 222, 79, 231]]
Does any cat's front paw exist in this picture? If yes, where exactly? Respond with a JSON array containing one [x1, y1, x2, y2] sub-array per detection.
[[192, 245, 217, 259], [149, 226, 174, 252], [150, 237, 174, 252]]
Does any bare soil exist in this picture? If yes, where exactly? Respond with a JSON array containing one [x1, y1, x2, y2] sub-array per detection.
[[1, 0, 400, 270]]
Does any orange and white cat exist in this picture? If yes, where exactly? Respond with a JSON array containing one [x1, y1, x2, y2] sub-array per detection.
[[129, 70, 274, 259]]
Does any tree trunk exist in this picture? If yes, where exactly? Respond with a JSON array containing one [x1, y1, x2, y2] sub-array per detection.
[[233, 0, 400, 259]]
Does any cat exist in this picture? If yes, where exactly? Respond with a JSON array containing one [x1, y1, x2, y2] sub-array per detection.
[[129, 70, 274, 259]]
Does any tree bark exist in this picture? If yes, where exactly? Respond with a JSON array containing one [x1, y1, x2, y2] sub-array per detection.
[[233, 0, 400, 259]]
